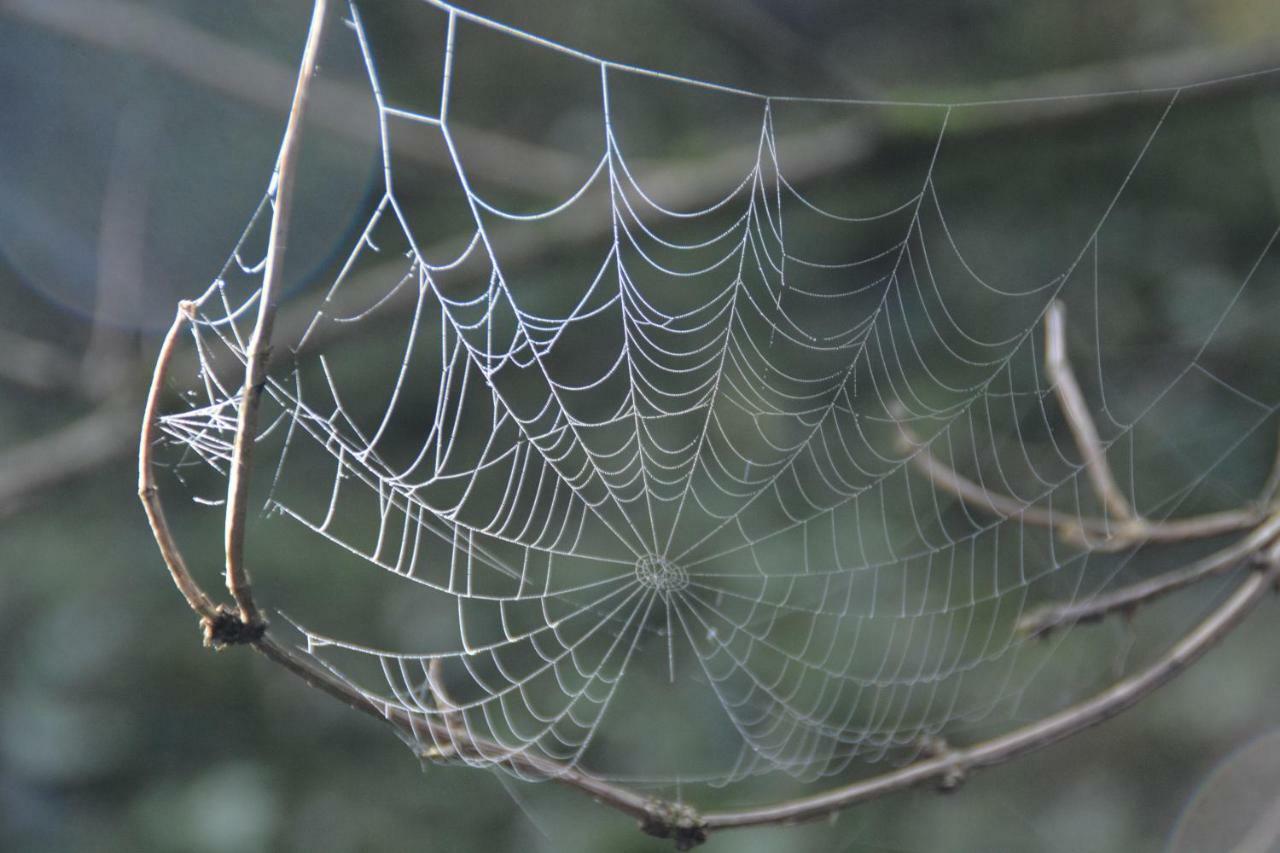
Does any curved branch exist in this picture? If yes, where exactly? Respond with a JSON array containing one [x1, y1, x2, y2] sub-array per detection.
[[249, 633, 659, 823], [138, 303, 667, 844], [891, 296, 1280, 636], [138, 301, 219, 621], [1018, 509, 1280, 637], [891, 412, 1261, 550], [701, 537, 1280, 831]]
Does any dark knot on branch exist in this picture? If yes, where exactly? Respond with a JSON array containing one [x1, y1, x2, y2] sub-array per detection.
[[641, 799, 707, 850], [201, 605, 267, 648]]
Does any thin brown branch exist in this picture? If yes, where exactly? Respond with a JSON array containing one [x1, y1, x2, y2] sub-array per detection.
[[890, 410, 1261, 551], [701, 534, 1280, 832], [890, 301, 1280, 639], [248, 633, 665, 829], [140, 426, 1280, 851], [223, 0, 328, 627], [133, 269, 659, 831], [138, 301, 218, 621], [1018, 509, 1280, 637], [1044, 300, 1134, 520]]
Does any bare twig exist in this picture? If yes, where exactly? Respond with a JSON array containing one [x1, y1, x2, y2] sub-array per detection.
[[1018, 510, 1280, 637], [223, 0, 328, 627], [890, 300, 1280, 637], [137, 338, 1280, 852], [890, 412, 1261, 550], [1044, 301, 1134, 521], [700, 536, 1280, 832], [248, 633, 664, 828], [138, 301, 218, 622], [136, 305, 665, 830]]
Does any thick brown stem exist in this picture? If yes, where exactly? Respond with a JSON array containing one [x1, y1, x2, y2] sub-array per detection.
[[138, 301, 218, 621], [222, 0, 328, 627]]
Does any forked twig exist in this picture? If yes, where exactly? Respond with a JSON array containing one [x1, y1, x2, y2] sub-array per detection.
[[1018, 510, 1280, 637], [130, 0, 656, 838], [138, 344, 1280, 847], [137, 5, 1280, 848], [140, 312, 663, 828], [892, 301, 1279, 636], [891, 412, 1261, 550]]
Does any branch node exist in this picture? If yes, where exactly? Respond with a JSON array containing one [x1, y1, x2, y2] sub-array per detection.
[[918, 735, 967, 792], [641, 799, 708, 850], [201, 604, 268, 649]]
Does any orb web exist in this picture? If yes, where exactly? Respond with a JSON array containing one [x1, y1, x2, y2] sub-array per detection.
[[153, 0, 1280, 794]]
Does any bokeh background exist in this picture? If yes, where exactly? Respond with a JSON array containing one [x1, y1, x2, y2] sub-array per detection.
[[4, 1, 1280, 851]]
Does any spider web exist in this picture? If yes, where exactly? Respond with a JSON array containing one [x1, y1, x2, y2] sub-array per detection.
[[155, 0, 1280, 791]]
